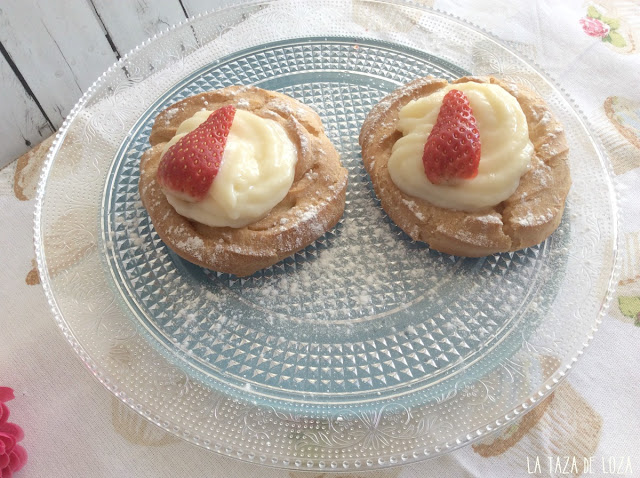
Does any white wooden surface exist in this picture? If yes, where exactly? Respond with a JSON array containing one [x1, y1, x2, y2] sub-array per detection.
[[90, 0, 187, 55], [0, 0, 237, 168], [0, 53, 54, 164]]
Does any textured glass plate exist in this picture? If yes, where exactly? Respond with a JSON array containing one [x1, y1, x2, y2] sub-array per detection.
[[36, 0, 618, 470]]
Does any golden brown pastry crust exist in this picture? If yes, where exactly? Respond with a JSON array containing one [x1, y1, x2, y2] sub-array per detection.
[[359, 76, 571, 257], [139, 86, 348, 276]]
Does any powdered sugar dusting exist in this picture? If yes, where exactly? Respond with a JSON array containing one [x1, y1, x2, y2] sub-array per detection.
[[193, 192, 471, 331], [290, 116, 310, 154], [539, 110, 552, 125], [401, 198, 425, 221], [305, 169, 319, 181], [514, 207, 555, 227], [297, 204, 320, 222], [163, 107, 180, 125], [175, 236, 205, 259], [532, 161, 552, 187], [476, 214, 502, 225], [436, 224, 495, 248], [164, 108, 179, 119]]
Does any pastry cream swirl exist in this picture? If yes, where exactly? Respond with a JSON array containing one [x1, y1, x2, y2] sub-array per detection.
[[160, 109, 297, 228], [388, 82, 533, 211]]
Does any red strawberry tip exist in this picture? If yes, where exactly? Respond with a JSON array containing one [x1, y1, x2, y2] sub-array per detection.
[[422, 89, 481, 185], [157, 104, 236, 201]]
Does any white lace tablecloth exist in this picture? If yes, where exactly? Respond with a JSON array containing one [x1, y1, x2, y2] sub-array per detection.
[[1, 1, 639, 476]]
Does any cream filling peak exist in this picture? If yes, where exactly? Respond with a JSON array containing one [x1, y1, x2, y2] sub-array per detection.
[[388, 82, 533, 211], [160, 108, 297, 227]]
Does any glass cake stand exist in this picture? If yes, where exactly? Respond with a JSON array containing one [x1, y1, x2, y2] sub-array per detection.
[[35, 0, 619, 471]]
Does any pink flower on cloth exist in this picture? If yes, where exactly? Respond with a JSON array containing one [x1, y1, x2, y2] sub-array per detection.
[[580, 6, 627, 48], [0, 388, 27, 478], [580, 16, 611, 38]]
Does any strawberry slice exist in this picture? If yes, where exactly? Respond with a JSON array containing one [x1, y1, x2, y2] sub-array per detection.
[[157, 105, 236, 201], [422, 89, 481, 185]]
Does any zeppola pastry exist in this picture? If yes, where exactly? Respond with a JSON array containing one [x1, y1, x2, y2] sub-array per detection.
[[359, 76, 571, 257], [139, 85, 348, 276]]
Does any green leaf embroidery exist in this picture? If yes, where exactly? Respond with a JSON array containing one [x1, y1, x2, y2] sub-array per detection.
[[602, 34, 612, 43], [618, 296, 640, 320], [587, 5, 601, 19], [602, 16, 620, 29], [608, 31, 627, 47]]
